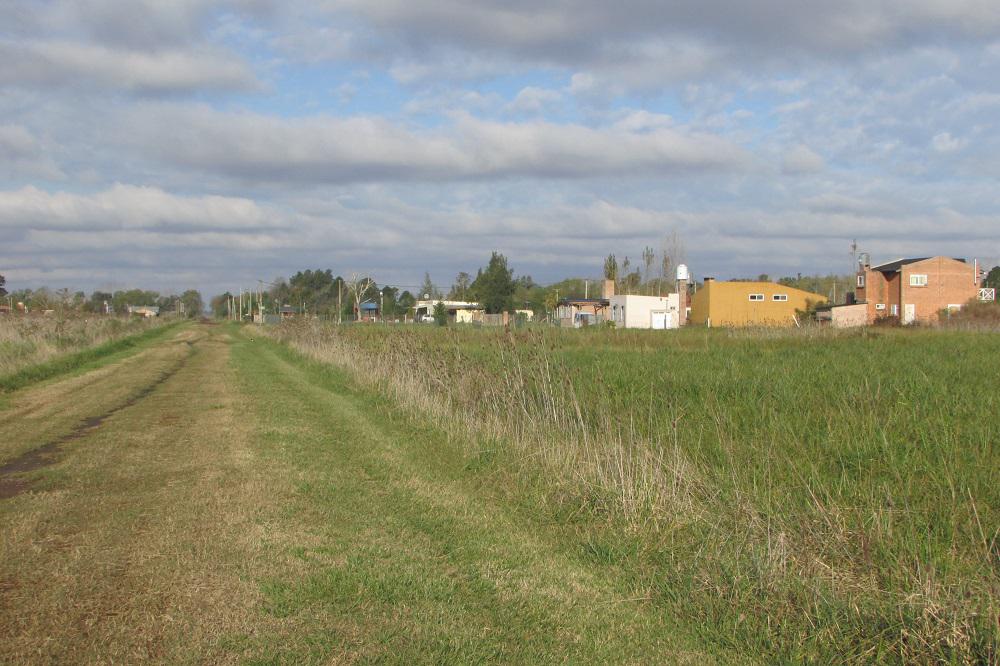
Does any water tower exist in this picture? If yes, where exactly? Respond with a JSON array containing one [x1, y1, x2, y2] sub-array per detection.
[[676, 264, 690, 326]]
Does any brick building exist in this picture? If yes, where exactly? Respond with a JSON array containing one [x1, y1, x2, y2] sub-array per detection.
[[854, 256, 980, 324]]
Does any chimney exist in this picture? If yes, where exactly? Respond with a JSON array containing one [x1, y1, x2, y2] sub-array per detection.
[[703, 277, 715, 283], [602, 279, 615, 299]]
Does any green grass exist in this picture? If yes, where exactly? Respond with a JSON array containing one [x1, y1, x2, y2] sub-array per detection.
[[229, 332, 714, 664], [266, 322, 1000, 663], [0, 320, 182, 393]]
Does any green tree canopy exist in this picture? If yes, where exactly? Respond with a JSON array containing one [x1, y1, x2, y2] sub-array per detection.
[[471, 252, 516, 314], [985, 266, 1000, 290]]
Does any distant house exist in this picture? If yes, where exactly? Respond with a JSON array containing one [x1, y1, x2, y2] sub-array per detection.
[[610, 294, 681, 329], [357, 300, 380, 321], [126, 305, 160, 318], [278, 305, 297, 319], [556, 298, 608, 327], [413, 300, 483, 323], [689, 278, 826, 327], [853, 256, 982, 325]]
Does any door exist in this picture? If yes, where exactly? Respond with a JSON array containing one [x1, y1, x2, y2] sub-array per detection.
[[903, 303, 915, 324], [651, 311, 673, 329]]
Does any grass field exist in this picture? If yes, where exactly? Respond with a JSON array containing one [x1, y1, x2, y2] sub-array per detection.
[[267, 321, 1000, 663], [0, 314, 166, 382], [1, 319, 995, 663]]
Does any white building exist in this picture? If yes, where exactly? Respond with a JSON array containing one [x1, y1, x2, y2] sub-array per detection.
[[609, 294, 680, 329], [413, 300, 483, 323]]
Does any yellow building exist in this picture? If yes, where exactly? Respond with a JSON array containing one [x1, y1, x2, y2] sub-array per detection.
[[688, 278, 827, 327]]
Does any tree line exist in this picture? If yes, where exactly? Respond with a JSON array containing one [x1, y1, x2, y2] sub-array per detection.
[[0, 275, 204, 317]]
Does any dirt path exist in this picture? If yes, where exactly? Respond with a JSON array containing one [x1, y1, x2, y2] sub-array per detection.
[[0, 324, 713, 664]]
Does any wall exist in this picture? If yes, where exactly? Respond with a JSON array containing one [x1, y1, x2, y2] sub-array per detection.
[[899, 257, 978, 323], [830, 303, 868, 328], [691, 281, 826, 327], [609, 294, 680, 329]]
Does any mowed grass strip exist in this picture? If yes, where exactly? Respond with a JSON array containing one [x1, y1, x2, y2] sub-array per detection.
[[229, 332, 717, 664], [0, 326, 304, 663], [0, 324, 196, 466]]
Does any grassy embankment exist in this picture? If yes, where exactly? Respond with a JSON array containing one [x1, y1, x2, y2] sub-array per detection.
[[0, 315, 176, 393], [265, 321, 999, 663]]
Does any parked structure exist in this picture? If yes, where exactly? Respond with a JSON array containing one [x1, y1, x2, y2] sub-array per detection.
[[689, 279, 825, 327], [852, 255, 982, 325]]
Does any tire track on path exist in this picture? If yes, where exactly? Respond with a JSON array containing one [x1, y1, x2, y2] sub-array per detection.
[[0, 342, 196, 499]]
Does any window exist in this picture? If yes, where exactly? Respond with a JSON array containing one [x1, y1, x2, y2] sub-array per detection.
[[857, 274, 865, 288], [890, 304, 898, 316], [909, 274, 928, 287], [875, 303, 886, 311], [772, 294, 788, 302], [749, 293, 764, 301]]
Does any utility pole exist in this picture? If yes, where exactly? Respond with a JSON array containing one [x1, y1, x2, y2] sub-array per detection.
[[338, 282, 342, 325]]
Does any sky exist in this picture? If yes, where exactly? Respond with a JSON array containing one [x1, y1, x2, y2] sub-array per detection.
[[2, 0, 1000, 297]]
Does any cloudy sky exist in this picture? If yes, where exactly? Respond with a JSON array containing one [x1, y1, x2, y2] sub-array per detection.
[[3, 0, 1000, 296]]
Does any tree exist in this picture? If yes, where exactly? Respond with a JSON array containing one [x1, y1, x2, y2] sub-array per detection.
[[398, 290, 416, 315], [448, 272, 472, 301], [985, 266, 1000, 290], [210, 292, 233, 318], [380, 286, 399, 319], [420, 272, 439, 300], [433, 301, 448, 326], [642, 246, 655, 295], [603, 254, 618, 282], [345, 273, 376, 321], [471, 252, 516, 314], [661, 230, 686, 284], [0, 273, 7, 298], [180, 290, 204, 318]]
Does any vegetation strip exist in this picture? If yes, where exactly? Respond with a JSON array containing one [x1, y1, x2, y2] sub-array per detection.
[[0, 321, 180, 394]]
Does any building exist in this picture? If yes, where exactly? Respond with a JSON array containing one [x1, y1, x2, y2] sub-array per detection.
[[357, 300, 379, 321], [815, 303, 867, 328], [278, 305, 297, 319], [413, 300, 483, 323], [610, 294, 681, 329], [126, 305, 160, 318], [555, 298, 608, 327], [854, 256, 982, 325], [689, 279, 826, 327]]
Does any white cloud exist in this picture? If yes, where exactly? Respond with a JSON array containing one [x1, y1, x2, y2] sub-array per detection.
[[931, 131, 966, 152], [506, 86, 563, 114], [781, 144, 826, 175], [0, 40, 258, 92], [118, 105, 749, 183], [0, 184, 279, 231]]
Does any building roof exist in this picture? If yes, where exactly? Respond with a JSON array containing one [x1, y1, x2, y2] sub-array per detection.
[[359, 301, 379, 311], [557, 298, 608, 306], [278, 305, 297, 313], [871, 257, 966, 272]]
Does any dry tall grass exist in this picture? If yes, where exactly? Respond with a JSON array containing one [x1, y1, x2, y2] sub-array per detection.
[[0, 314, 162, 378]]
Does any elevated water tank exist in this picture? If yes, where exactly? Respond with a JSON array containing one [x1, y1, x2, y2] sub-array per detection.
[[676, 264, 690, 281]]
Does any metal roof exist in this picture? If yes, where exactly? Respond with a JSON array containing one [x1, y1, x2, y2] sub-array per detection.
[[870, 257, 965, 272]]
